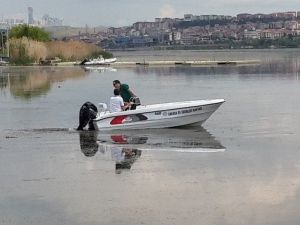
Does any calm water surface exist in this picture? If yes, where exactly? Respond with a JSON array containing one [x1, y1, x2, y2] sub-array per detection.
[[0, 50, 300, 225]]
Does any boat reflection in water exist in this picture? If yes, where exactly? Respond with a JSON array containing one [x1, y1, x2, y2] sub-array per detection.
[[82, 66, 117, 73], [79, 127, 225, 173]]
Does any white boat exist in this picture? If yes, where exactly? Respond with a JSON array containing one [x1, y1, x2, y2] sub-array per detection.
[[91, 99, 225, 130], [84, 56, 117, 65], [0, 59, 9, 66]]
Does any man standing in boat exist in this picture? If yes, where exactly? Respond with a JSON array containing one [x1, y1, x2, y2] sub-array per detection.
[[113, 80, 137, 109]]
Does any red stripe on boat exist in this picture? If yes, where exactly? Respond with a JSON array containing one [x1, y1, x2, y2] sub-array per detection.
[[110, 115, 127, 125]]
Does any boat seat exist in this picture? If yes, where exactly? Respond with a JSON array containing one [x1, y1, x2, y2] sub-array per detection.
[[98, 103, 108, 112]]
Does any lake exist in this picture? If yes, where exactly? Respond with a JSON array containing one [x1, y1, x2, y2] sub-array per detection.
[[1, 49, 300, 225]]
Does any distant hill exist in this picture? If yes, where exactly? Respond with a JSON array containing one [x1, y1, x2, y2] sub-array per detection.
[[44, 26, 107, 39]]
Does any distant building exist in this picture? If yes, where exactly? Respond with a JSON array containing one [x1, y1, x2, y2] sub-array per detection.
[[174, 18, 184, 22], [0, 18, 25, 27], [261, 29, 285, 39], [243, 29, 261, 39], [28, 7, 34, 24], [184, 14, 193, 21], [129, 29, 140, 37], [169, 31, 181, 43], [184, 14, 232, 22], [133, 22, 158, 31], [256, 23, 269, 30], [284, 21, 299, 30], [42, 14, 63, 27], [93, 10, 300, 48], [4, 19, 14, 26], [15, 19, 25, 24], [237, 13, 251, 20], [285, 11, 297, 18], [269, 21, 283, 29]]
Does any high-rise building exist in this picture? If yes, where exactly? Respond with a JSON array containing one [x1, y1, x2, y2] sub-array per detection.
[[28, 7, 33, 24]]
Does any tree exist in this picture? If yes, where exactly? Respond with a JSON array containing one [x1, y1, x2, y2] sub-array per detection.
[[9, 25, 49, 42]]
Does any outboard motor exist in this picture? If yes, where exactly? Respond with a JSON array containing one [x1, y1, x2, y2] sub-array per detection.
[[77, 102, 98, 131], [79, 58, 88, 65]]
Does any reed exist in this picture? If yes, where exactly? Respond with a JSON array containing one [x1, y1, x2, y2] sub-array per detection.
[[9, 38, 110, 64], [46, 41, 99, 61]]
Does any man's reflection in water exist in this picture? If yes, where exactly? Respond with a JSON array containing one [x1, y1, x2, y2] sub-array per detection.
[[79, 131, 143, 173], [111, 146, 142, 174], [109, 135, 145, 174]]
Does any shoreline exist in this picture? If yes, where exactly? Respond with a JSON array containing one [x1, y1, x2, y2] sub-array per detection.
[[107, 46, 300, 52], [1, 59, 261, 68], [111, 59, 260, 67]]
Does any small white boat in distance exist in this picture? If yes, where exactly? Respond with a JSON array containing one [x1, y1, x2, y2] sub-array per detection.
[[84, 56, 117, 65], [93, 99, 225, 130], [0, 59, 9, 66]]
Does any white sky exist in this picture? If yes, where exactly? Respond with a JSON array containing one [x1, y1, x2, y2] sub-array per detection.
[[1, 0, 299, 27]]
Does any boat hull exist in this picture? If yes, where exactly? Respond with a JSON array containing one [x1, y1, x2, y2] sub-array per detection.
[[93, 99, 224, 130], [84, 58, 117, 65]]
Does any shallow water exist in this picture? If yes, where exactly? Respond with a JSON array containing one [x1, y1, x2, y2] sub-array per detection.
[[1, 50, 300, 225]]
